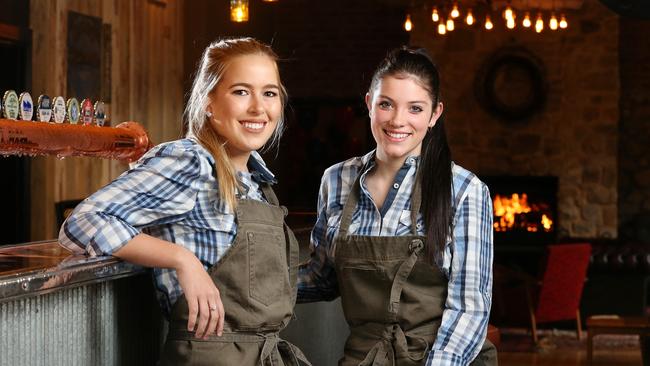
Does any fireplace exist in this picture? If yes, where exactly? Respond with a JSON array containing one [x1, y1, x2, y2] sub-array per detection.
[[482, 176, 558, 248]]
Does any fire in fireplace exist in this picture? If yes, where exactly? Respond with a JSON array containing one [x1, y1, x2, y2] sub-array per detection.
[[482, 176, 558, 246], [493, 193, 553, 233]]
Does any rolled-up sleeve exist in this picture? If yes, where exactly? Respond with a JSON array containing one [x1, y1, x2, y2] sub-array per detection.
[[59, 143, 203, 257], [427, 180, 493, 365]]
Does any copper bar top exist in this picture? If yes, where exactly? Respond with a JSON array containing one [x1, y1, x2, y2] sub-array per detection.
[[0, 240, 142, 303]]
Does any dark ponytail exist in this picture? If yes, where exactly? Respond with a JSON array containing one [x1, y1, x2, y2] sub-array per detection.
[[369, 47, 452, 264]]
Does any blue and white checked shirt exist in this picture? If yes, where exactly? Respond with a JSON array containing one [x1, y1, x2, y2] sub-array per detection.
[[59, 138, 276, 316], [297, 150, 493, 366]]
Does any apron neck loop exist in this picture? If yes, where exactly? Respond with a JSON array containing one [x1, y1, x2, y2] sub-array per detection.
[[339, 164, 423, 237], [410, 177, 422, 236], [338, 172, 362, 236], [260, 183, 279, 206]]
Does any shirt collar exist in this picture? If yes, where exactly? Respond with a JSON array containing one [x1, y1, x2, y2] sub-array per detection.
[[359, 150, 421, 173], [247, 151, 277, 184]]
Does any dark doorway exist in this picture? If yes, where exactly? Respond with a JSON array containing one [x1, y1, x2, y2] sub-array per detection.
[[0, 6, 31, 245]]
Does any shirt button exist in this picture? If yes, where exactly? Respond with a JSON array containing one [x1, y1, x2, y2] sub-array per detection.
[[393, 183, 400, 189], [408, 157, 416, 164]]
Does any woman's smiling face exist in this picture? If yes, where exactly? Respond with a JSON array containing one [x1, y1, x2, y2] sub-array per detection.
[[207, 53, 282, 165], [366, 74, 443, 163]]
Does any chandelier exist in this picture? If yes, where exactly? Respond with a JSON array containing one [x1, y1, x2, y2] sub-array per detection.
[[404, 0, 580, 35]]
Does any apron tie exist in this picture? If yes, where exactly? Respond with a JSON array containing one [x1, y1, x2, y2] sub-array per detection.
[[388, 239, 424, 315], [259, 332, 312, 366], [354, 323, 432, 366], [167, 330, 311, 366]]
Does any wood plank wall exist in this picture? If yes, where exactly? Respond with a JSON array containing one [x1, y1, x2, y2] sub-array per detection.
[[29, 0, 184, 241]]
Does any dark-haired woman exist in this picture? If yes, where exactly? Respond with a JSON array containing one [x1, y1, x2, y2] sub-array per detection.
[[297, 47, 497, 366]]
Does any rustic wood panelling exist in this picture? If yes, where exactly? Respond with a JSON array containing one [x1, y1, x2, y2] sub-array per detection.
[[29, 0, 184, 240]]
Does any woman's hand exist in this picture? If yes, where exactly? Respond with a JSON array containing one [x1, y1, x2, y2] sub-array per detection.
[[111, 234, 226, 339], [176, 250, 225, 339]]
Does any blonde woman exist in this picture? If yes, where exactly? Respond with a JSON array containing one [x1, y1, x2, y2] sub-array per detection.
[[60, 37, 309, 366]]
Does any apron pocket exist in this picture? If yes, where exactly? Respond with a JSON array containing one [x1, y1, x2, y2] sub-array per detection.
[[247, 229, 289, 306], [339, 264, 391, 320]]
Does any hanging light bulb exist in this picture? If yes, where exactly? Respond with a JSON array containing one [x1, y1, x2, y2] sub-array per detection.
[[549, 13, 558, 30], [446, 17, 455, 31], [451, 3, 460, 18], [559, 13, 568, 29], [261, 0, 278, 2], [522, 12, 532, 27], [432, 7, 440, 22], [485, 15, 494, 30], [503, 4, 514, 20], [404, 14, 413, 31], [230, 0, 249, 22], [507, 17, 516, 29], [466, 9, 475, 25], [535, 12, 544, 33], [438, 22, 447, 35]]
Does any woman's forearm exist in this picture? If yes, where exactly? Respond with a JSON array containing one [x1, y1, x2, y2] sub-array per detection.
[[113, 233, 195, 270]]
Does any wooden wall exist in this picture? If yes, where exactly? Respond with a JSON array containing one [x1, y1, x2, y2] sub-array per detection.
[[29, 0, 184, 240]]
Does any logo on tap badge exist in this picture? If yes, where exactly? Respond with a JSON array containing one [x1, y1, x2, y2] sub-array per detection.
[[18, 92, 34, 121], [66, 98, 80, 124], [94, 101, 106, 126], [2, 90, 19, 120], [37, 95, 53, 122], [80, 98, 94, 125], [52, 96, 66, 123]]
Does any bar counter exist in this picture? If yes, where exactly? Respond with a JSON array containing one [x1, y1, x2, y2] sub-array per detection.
[[0, 233, 349, 366], [0, 241, 163, 366]]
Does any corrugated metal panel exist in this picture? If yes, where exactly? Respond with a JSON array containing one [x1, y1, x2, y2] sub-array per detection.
[[0, 275, 163, 366]]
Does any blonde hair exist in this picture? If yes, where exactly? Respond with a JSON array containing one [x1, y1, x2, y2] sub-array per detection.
[[185, 37, 287, 210]]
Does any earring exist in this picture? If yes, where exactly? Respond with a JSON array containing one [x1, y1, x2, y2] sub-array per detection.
[[206, 111, 212, 118]]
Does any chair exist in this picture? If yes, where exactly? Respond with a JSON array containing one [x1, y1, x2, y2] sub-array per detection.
[[525, 243, 592, 343]]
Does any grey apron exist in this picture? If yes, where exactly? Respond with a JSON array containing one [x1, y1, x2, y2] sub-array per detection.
[[334, 173, 497, 365], [161, 184, 310, 366]]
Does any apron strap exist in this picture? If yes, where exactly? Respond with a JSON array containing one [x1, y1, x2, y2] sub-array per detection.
[[260, 183, 280, 206], [337, 172, 363, 237], [388, 239, 424, 316], [410, 178, 422, 236]]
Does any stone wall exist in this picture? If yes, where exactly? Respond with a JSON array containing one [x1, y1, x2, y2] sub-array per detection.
[[409, 0, 619, 238]]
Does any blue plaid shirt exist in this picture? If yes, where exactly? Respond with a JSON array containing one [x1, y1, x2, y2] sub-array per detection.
[[58, 138, 276, 316], [297, 151, 493, 366]]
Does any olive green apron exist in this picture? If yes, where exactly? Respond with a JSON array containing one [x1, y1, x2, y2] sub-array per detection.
[[161, 184, 310, 366], [334, 173, 497, 366]]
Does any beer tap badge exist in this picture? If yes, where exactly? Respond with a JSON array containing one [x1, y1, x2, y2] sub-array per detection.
[[66, 97, 80, 124], [80, 98, 94, 125], [52, 96, 66, 123], [94, 101, 106, 126], [18, 92, 34, 121], [2, 90, 19, 120], [37, 95, 53, 122]]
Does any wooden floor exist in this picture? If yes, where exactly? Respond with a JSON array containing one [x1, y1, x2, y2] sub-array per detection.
[[498, 329, 643, 366], [500, 348, 642, 365]]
